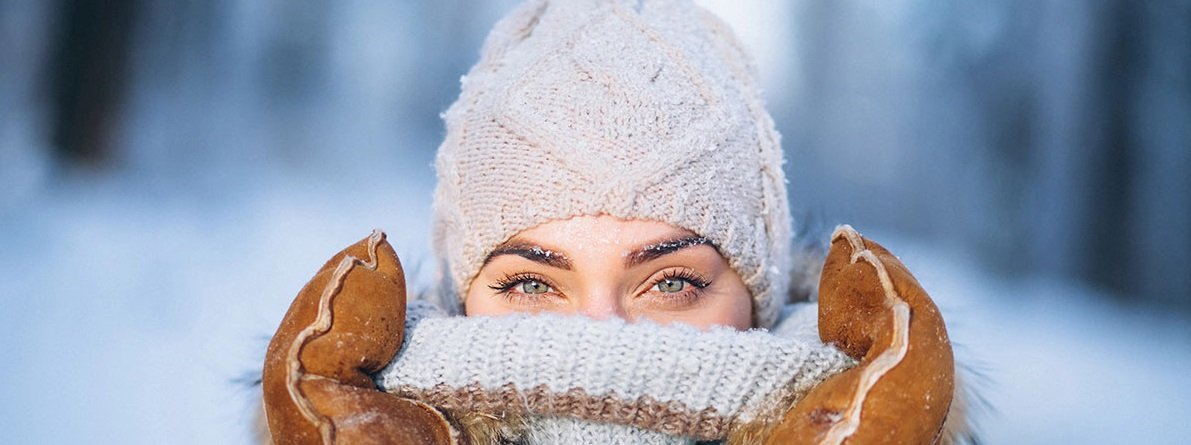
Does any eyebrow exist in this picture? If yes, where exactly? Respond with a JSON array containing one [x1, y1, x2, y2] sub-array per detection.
[[483, 241, 574, 270], [624, 236, 714, 267]]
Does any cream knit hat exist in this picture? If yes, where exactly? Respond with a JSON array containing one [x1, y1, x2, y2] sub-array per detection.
[[432, 0, 792, 327]]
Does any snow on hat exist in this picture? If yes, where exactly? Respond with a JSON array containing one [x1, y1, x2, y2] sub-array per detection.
[[431, 0, 792, 327]]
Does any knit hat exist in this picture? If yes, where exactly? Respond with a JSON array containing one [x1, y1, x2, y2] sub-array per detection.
[[432, 0, 792, 327]]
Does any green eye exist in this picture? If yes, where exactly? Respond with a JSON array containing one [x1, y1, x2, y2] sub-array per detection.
[[519, 280, 553, 294], [655, 278, 685, 293]]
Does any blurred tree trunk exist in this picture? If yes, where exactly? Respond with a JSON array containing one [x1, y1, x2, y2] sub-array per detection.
[[787, 0, 1191, 311], [47, 0, 138, 166], [1125, 1, 1191, 309]]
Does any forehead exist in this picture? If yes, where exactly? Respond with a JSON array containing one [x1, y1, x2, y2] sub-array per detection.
[[511, 215, 697, 253]]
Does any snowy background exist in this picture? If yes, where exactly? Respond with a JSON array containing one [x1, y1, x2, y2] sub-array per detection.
[[2, 1, 1189, 443]]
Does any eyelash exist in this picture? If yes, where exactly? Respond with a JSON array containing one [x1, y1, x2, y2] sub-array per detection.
[[654, 268, 711, 290], [645, 268, 712, 306], [488, 272, 560, 306], [489, 272, 552, 293]]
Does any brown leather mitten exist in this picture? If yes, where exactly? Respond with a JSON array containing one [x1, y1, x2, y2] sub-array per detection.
[[262, 231, 456, 445], [765, 225, 955, 445]]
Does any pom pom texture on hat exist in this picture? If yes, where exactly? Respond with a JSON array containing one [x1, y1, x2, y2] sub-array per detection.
[[432, 0, 792, 327]]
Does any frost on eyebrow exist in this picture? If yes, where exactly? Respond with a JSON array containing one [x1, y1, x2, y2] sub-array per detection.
[[624, 236, 714, 267], [643, 236, 711, 252], [484, 241, 573, 270]]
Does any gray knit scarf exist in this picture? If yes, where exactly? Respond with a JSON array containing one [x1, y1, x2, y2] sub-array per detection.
[[376, 302, 854, 444]]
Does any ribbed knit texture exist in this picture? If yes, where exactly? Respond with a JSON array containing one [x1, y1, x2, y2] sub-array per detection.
[[377, 302, 854, 442], [432, 0, 792, 327], [523, 416, 694, 445]]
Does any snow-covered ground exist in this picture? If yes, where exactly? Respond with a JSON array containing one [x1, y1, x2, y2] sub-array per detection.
[[1, 168, 1188, 444]]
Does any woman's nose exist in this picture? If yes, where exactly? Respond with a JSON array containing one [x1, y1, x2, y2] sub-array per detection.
[[577, 292, 629, 321]]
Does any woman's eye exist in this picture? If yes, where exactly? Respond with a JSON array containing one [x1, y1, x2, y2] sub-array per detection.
[[519, 279, 553, 294], [655, 278, 686, 293]]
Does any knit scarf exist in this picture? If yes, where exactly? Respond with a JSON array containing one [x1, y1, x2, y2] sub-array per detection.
[[376, 302, 854, 444]]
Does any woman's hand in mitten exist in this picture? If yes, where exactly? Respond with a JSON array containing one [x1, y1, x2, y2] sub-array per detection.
[[766, 225, 955, 445], [261, 231, 455, 445]]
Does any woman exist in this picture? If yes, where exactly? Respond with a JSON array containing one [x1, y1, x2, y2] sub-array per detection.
[[261, 0, 969, 443]]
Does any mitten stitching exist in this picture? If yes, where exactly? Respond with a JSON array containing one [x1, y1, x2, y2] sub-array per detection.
[[284, 230, 386, 444], [821, 225, 912, 445]]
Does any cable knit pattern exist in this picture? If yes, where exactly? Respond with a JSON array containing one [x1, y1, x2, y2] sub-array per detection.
[[377, 302, 854, 442], [432, 0, 792, 327]]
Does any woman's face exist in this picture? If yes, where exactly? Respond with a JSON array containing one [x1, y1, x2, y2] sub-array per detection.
[[464, 215, 753, 330]]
